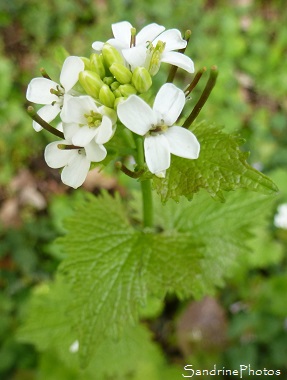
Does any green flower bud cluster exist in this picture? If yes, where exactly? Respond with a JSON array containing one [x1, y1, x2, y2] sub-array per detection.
[[79, 43, 152, 109]]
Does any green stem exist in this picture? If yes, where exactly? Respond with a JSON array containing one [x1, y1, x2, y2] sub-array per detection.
[[115, 161, 143, 179], [27, 106, 64, 139], [136, 137, 153, 228], [184, 67, 206, 97], [182, 66, 218, 129]]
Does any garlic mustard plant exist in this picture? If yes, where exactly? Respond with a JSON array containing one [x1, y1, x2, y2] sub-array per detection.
[[23, 20, 278, 370], [26, 19, 277, 211]]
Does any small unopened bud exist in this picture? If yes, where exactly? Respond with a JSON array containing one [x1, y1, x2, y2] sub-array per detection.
[[101, 106, 117, 124], [113, 89, 122, 98], [110, 81, 120, 91], [102, 43, 124, 68], [118, 84, 137, 97], [79, 70, 104, 98], [109, 63, 132, 84], [99, 84, 115, 108], [103, 76, 114, 86], [132, 67, 152, 93], [114, 97, 127, 109], [90, 53, 106, 78]]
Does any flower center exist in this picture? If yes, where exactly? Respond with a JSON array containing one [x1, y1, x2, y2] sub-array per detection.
[[149, 122, 168, 136], [50, 85, 65, 106], [145, 40, 166, 76], [84, 111, 102, 128], [77, 148, 85, 156], [50, 85, 65, 97]]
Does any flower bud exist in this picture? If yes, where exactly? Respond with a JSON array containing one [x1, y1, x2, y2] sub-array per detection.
[[118, 84, 137, 97], [79, 70, 104, 98], [81, 57, 91, 70], [113, 89, 122, 98], [110, 81, 120, 91], [101, 106, 117, 124], [103, 76, 114, 86], [114, 97, 127, 109], [131, 67, 152, 93], [99, 84, 115, 108], [102, 43, 124, 68], [90, 53, 106, 78], [109, 63, 132, 84]]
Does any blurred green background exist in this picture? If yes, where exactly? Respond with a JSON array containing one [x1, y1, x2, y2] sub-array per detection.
[[1, 0, 287, 379]]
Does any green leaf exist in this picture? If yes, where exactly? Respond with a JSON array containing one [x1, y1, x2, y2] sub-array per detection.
[[55, 189, 275, 366], [153, 190, 276, 296], [17, 277, 77, 356], [132, 189, 276, 295], [57, 192, 201, 366], [17, 275, 166, 379], [153, 121, 278, 202], [57, 192, 146, 364]]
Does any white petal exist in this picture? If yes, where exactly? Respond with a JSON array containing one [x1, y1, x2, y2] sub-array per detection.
[[44, 140, 74, 168], [26, 78, 58, 104], [92, 41, 104, 52], [144, 134, 170, 174], [136, 23, 165, 45], [33, 104, 61, 131], [112, 21, 133, 47], [32, 120, 43, 132], [59, 93, 74, 121], [61, 152, 90, 189], [152, 29, 186, 51], [117, 95, 156, 135], [85, 140, 107, 162], [161, 51, 194, 73], [60, 56, 84, 92], [72, 125, 97, 146], [62, 96, 97, 124], [122, 46, 146, 70], [106, 38, 128, 52], [94, 116, 113, 144], [56, 122, 64, 132], [62, 122, 79, 141], [164, 126, 200, 159], [153, 83, 185, 126], [155, 170, 166, 178]]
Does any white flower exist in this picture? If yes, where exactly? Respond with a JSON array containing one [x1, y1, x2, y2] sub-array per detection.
[[26, 56, 84, 131], [44, 139, 106, 188], [117, 83, 200, 176], [274, 203, 287, 229], [92, 21, 165, 52], [61, 95, 115, 147], [92, 21, 194, 75]]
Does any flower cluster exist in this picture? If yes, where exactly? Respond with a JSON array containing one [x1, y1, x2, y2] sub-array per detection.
[[26, 21, 201, 188]]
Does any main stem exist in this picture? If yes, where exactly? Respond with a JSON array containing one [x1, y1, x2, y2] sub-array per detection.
[[136, 137, 153, 228]]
